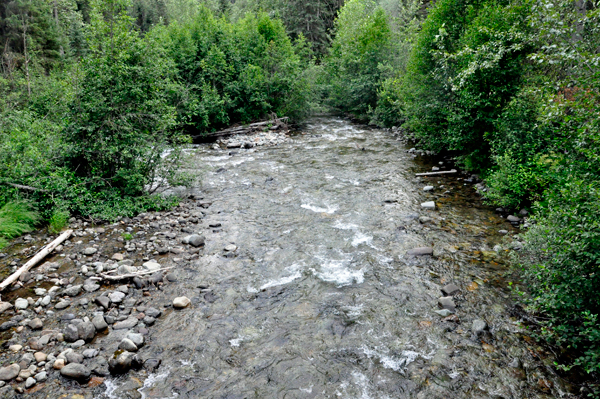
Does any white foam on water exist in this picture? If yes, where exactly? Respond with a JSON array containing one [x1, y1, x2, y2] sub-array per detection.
[[259, 270, 302, 290], [361, 346, 432, 374], [333, 221, 359, 230], [312, 258, 364, 286], [139, 369, 178, 399], [352, 231, 373, 247], [281, 186, 293, 194], [230, 337, 244, 347], [299, 385, 314, 393], [301, 203, 338, 214], [246, 286, 259, 293], [325, 175, 335, 180]]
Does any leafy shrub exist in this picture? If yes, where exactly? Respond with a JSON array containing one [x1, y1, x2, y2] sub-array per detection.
[[519, 180, 600, 374]]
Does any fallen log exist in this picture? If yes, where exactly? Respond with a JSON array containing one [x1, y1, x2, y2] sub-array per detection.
[[0, 229, 72, 291], [416, 169, 458, 177], [99, 267, 173, 281], [5, 183, 48, 192], [192, 117, 289, 140]]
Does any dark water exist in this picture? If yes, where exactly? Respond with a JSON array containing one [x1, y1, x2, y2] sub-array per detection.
[[102, 117, 568, 398]]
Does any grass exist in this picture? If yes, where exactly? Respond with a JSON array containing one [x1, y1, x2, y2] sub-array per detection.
[[49, 209, 70, 234], [0, 201, 40, 249]]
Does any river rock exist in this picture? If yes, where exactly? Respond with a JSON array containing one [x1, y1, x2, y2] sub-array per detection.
[[55, 300, 71, 309], [0, 302, 12, 314], [119, 338, 138, 352], [64, 324, 79, 342], [143, 316, 155, 325], [66, 351, 84, 364], [53, 359, 66, 370], [434, 309, 453, 317], [41, 295, 51, 306], [108, 351, 143, 374], [65, 285, 82, 296], [29, 318, 43, 330], [35, 371, 47, 382], [92, 315, 108, 331], [0, 364, 20, 381], [109, 291, 126, 304], [95, 296, 110, 309], [8, 344, 22, 352], [423, 186, 434, 192], [507, 215, 521, 223], [144, 358, 161, 372], [117, 265, 136, 275], [438, 296, 456, 312], [14, 298, 28, 310], [60, 363, 91, 380], [472, 319, 487, 336], [173, 297, 191, 309], [113, 317, 138, 330], [83, 247, 98, 255], [145, 307, 161, 318], [407, 247, 433, 256], [127, 333, 144, 347], [224, 244, 237, 252], [84, 283, 100, 292], [188, 234, 205, 247], [78, 321, 96, 341], [421, 201, 436, 209], [34, 352, 47, 363], [83, 349, 99, 358], [142, 261, 161, 271], [25, 377, 36, 388], [112, 253, 124, 261], [441, 284, 460, 296]]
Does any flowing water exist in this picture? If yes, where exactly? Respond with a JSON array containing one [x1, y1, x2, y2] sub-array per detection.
[[103, 117, 569, 398]]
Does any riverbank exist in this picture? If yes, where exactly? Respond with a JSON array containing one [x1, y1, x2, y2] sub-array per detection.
[[0, 117, 582, 398]]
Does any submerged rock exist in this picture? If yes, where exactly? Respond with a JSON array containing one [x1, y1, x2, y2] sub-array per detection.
[[60, 363, 91, 380], [407, 247, 433, 256], [108, 351, 143, 374]]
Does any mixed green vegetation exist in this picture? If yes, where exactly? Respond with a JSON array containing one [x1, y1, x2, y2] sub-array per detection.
[[1, 0, 599, 385]]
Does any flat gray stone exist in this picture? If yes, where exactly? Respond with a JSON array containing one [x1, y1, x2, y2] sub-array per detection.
[[0, 364, 20, 381], [60, 363, 90, 380], [77, 321, 96, 341], [441, 283, 460, 296], [421, 201, 436, 209], [472, 319, 487, 335], [119, 338, 138, 352], [64, 324, 79, 342], [188, 234, 205, 247], [113, 317, 138, 330], [83, 247, 98, 255], [65, 285, 82, 296], [127, 333, 144, 347], [142, 261, 161, 271], [55, 300, 71, 310], [438, 296, 456, 312], [108, 291, 126, 304], [507, 215, 521, 223], [92, 315, 108, 331], [407, 247, 433, 256], [15, 298, 28, 310]]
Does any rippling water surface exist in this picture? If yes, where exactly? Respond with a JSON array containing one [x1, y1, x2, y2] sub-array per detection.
[[104, 117, 567, 398]]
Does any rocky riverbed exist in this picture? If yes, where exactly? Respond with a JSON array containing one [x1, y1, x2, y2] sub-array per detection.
[[0, 117, 578, 398]]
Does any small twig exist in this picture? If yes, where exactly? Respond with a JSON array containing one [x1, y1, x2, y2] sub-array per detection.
[[415, 169, 458, 176]]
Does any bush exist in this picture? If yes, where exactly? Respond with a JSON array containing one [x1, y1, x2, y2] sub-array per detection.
[[519, 180, 600, 374]]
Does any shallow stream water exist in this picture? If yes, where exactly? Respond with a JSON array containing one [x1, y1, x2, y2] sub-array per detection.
[[101, 117, 569, 398]]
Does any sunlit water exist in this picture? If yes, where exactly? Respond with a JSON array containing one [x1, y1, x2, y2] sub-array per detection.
[[101, 117, 567, 398]]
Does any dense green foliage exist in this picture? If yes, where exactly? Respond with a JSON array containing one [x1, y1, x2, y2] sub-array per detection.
[[0, 201, 39, 249], [324, 0, 600, 378], [0, 0, 314, 229]]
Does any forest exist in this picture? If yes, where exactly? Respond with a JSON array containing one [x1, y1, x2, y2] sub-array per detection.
[[1, 0, 599, 388]]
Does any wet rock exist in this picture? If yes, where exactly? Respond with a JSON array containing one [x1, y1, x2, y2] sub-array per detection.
[[127, 333, 144, 347], [119, 338, 138, 352], [60, 363, 91, 380], [507, 215, 521, 223], [421, 201, 435, 209], [83, 349, 99, 358], [434, 309, 453, 317], [29, 318, 43, 330], [441, 284, 460, 296], [77, 321, 96, 341], [53, 359, 66, 370], [187, 235, 205, 247], [438, 297, 456, 312], [173, 297, 191, 309], [55, 300, 71, 310], [166, 273, 178, 282], [145, 307, 161, 318], [499, 229, 508, 235], [65, 285, 82, 296], [34, 371, 47, 382], [418, 216, 433, 224], [109, 291, 126, 304], [92, 315, 108, 331], [84, 283, 100, 292], [143, 316, 155, 326], [25, 377, 36, 388], [423, 186, 434, 192], [144, 358, 161, 372], [95, 296, 110, 309], [64, 324, 79, 342], [0, 302, 13, 314], [142, 261, 161, 271], [224, 244, 237, 252], [407, 247, 433, 256], [0, 364, 20, 381], [472, 319, 487, 336], [15, 298, 28, 310], [84, 247, 98, 255], [113, 317, 138, 330], [0, 320, 17, 331], [89, 356, 109, 376], [34, 352, 47, 363], [108, 351, 143, 374], [149, 272, 163, 285], [66, 351, 84, 364]]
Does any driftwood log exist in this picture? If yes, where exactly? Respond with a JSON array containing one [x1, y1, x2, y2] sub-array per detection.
[[416, 169, 458, 177], [0, 229, 72, 291], [192, 117, 289, 140], [99, 267, 173, 281]]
